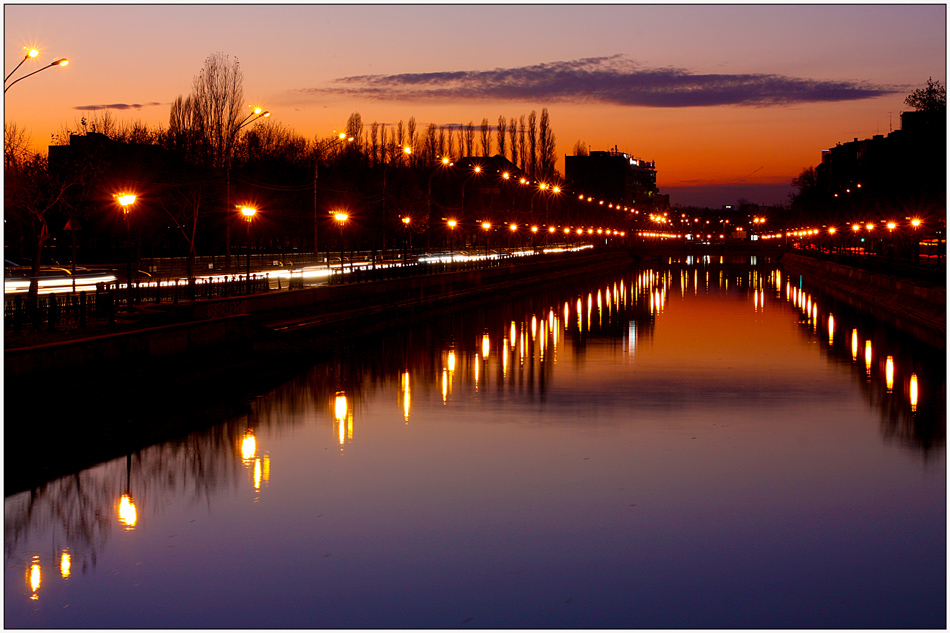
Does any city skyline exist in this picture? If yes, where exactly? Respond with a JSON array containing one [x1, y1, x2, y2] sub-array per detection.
[[4, 3, 946, 208]]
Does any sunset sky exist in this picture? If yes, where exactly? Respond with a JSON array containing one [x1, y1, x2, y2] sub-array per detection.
[[4, 3, 946, 207]]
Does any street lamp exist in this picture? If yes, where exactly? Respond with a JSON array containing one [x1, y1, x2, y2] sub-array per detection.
[[241, 207, 257, 295], [314, 132, 354, 261], [4, 57, 68, 93], [334, 212, 349, 271], [116, 193, 136, 311], [4, 47, 39, 83], [447, 219, 458, 256], [401, 216, 412, 262], [226, 106, 270, 266], [481, 221, 491, 255]]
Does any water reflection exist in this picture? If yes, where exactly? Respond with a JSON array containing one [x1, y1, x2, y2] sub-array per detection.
[[5, 255, 944, 627]]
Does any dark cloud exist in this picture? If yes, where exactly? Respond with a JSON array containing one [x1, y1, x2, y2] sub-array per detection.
[[74, 102, 164, 111], [303, 55, 901, 107]]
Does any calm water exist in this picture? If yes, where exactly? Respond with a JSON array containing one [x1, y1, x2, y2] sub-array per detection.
[[5, 257, 945, 629]]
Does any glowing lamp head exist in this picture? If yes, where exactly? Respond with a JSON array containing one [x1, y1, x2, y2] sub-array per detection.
[[53, 58, 68, 67], [117, 194, 136, 208], [252, 107, 263, 115], [334, 212, 348, 223], [441, 157, 450, 165], [402, 216, 411, 225], [481, 222, 491, 230], [241, 207, 256, 220], [531, 226, 539, 233], [27, 48, 39, 58], [447, 219, 457, 228], [911, 218, 922, 227], [473, 166, 481, 173], [509, 223, 518, 232], [402, 145, 412, 154], [852, 224, 861, 232]]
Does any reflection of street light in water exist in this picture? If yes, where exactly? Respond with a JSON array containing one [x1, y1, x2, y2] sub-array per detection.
[[401, 371, 411, 422], [241, 429, 257, 463], [885, 356, 894, 392], [909, 373, 919, 412], [118, 494, 137, 530], [118, 453, 138, 530], [28, 556, 41, 600], [60, 551, 71, 579], [334, 391, 352, 445]]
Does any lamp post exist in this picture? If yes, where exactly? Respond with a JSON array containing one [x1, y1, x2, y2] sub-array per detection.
[[225, 107, 270, 267], [334, 212, 349, 272], [447, 219, 458, 256], [4, 57, 68, 93], [4, 48, 38, 83], [116, 194, 136, 311], [401, 216, 412, 263], [314, 133, 354, 263], [381, 145, 411, 262], [241, 207, 256, 295]]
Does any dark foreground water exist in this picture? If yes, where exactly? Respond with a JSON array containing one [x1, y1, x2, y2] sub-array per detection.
[[5, 257, 945, 628]]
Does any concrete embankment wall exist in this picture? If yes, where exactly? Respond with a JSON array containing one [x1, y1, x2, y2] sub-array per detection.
[[780, 253, 945, 347], [6, 251, 632, 380]]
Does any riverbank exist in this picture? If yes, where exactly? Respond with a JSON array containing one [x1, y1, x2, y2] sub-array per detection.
[[5, 250, 635, 493], [779, 252, 945, 348]]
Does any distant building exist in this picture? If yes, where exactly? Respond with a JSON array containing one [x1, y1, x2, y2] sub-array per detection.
[[564, 147, 661, 211], [814, 110, 945, 211]]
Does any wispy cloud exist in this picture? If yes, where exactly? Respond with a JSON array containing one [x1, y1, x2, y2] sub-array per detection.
[[302, 55, 901, 107], [74, 102, 164, 111]]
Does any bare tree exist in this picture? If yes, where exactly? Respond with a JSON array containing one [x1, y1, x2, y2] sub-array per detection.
[[464, 121, 475, 157], [527, 110, 537, 177], [509, 115, 519, 166], [369, 122, 380, 166], [572, 140, 588, 156], [496, 116, 507, 161], [518, 115, 527, 171], [345, 112, 363, 152], [407, 117, 418, 166], [479, 118, 491, 156], [538, 108, 556, 180], [190, 52, 244, 169]]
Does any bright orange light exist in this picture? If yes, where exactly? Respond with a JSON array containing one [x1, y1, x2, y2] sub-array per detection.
[[851, 224, 861, 232], [886, 222, 896, 230], [117, 193, 136, 207], [240, 206, 256, 219], [502, 172, 510, 179], [548, 227, 555, 233], [866, 223, 874, 231], [402, 216, 411, 225], [334, 212, 348, 223], [509, 223, 518, 232], [441, 157, 450, 165], [552, 186, 560, 194], [473, 166, 481, 173], [531, 226, 539, 233], [402, 145, 412, 154], [828, 227, 837, 234], [481, 222, 491, 230], [911, 218, 922, 227]]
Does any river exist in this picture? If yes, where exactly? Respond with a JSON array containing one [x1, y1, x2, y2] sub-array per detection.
[[4, 255, 945, 628]]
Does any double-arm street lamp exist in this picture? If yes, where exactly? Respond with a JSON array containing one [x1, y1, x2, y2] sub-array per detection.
[[225, 107, 270, 266], [314, 133, 354, 260], [4, 50, 68, 93]]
